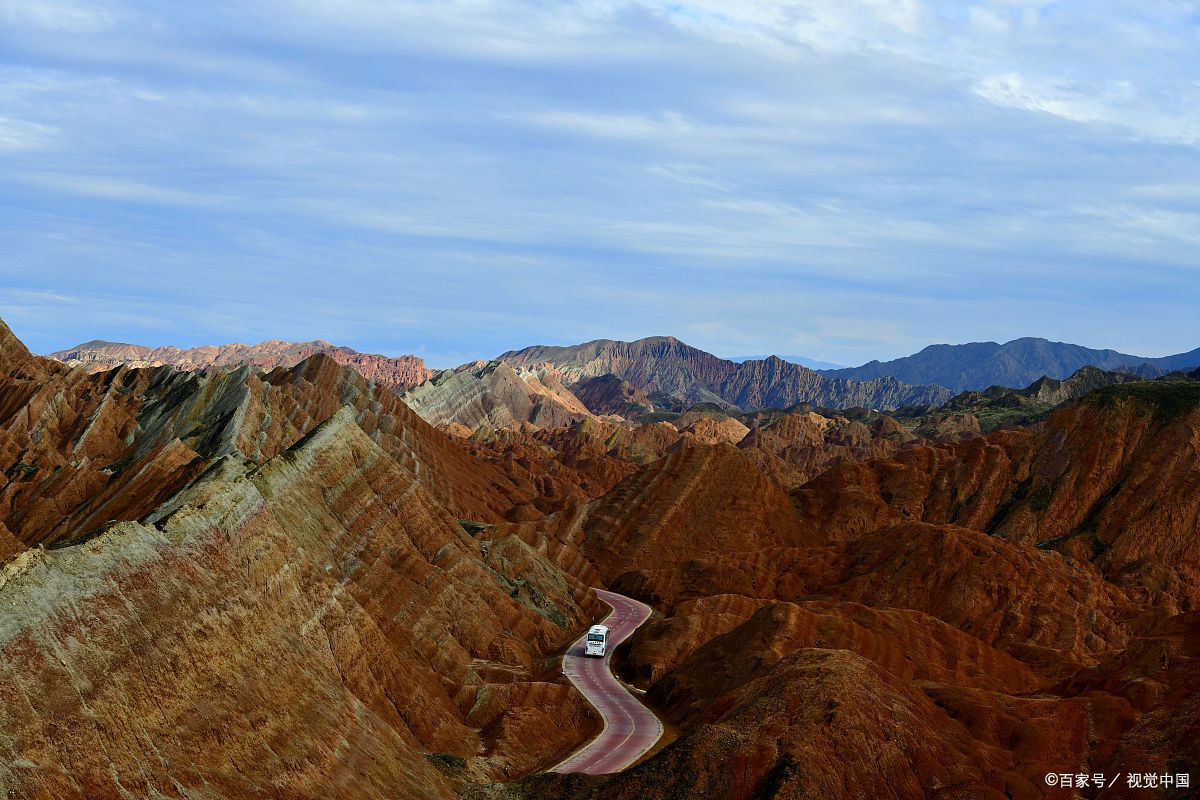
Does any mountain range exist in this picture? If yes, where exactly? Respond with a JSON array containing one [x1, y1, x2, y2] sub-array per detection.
[[821, 336, 1200, 392], [7, 313, 1199, 800], [45, 335, 1200, 430], [499, 336, 950, 411], [49, 338, 433, 394]]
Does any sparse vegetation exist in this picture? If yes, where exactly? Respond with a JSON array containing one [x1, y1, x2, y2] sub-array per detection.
[[458, 519, 494, 537], [1088, 379, 1200, 420], [5, 461, 37, 480], [638, 411, 681, 424], [1035, 533, 1073, 551], [1029, 483, 1052, 512], [425, 752, 467, 773]]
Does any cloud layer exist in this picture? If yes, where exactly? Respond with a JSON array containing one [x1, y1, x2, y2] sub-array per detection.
[[1, 0, 1197, 365]]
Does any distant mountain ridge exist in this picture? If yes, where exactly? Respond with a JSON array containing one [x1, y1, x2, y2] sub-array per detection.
[[47, 338, 434, 393], [727, 354, 847, 370], [822, 337, 1200, 393], [48, 334, 1200, 417], [500, 336, 951, 411]]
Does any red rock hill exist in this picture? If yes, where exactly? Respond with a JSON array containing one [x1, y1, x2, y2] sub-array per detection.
[[48, 337, 434, 393]]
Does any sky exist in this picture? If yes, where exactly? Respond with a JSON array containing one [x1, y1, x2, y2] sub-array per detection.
[[1, 0, 1198, 368]]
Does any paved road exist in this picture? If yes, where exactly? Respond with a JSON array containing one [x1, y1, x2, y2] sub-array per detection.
[[552, 589, 664, 775]]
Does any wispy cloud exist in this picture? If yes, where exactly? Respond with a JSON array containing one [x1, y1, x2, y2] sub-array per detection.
[[0, 0, 121, 34], [0, 115, 59, 149], [17, 171, 234, 206]]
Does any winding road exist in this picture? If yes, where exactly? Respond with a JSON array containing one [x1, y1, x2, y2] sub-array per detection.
[[552, 589, 664, 775]]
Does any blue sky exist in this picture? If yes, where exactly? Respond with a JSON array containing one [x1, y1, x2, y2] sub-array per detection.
[[1, 0, 1198, 368]]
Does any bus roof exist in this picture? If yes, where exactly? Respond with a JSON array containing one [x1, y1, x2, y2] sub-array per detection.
[[588, 624, 609, 635]]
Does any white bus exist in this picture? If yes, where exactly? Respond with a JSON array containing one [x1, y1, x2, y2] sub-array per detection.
[[584, 624, 608, 657]]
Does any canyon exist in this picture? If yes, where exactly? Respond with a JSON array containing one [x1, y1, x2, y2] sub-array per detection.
[[6, 318, 1200, 800]]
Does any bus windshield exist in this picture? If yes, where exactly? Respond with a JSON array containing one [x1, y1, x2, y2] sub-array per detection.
[[587, 633, 605, 642]]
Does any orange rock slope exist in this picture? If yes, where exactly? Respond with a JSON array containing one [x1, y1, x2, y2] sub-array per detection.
[[0, 320, 552, 558], [0, 319, 606, 799], [485, 379, 1200, 800], [6, 314, 1200, 800]]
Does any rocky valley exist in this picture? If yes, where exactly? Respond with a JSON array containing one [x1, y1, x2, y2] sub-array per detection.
[[5, 318, 1199, 800]]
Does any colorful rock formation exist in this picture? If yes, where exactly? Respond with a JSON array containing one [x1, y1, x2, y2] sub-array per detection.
[[401, 360, 598, 432], [479, 376, 1200, 800], [501, 336, 952, 411], [48, 337, 434, 394], [0, 319, 601, 799], [6, 316, 1200, 800]]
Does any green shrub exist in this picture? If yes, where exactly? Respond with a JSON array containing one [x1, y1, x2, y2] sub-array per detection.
[[1088, 381, 1200, 421], [1029, 484, 1052, 512], [425, 752, 467, 772]]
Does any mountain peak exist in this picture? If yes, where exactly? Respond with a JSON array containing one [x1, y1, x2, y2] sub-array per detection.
[[0, 318, 39, 374]]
